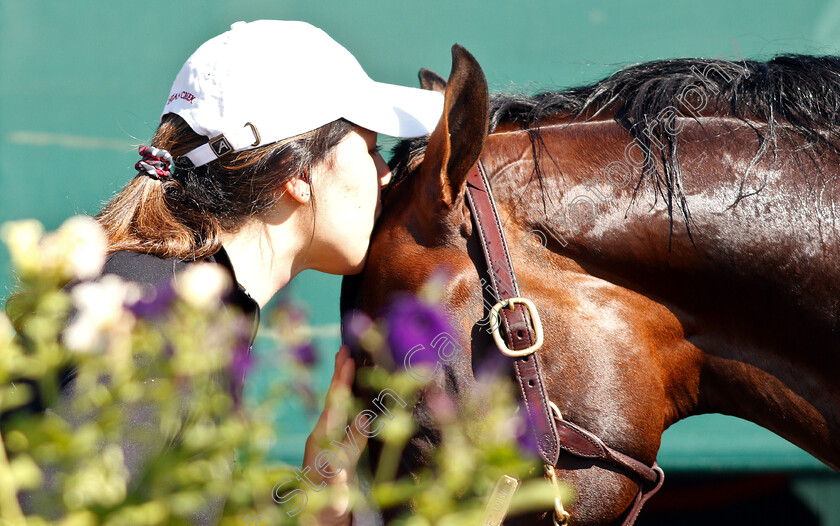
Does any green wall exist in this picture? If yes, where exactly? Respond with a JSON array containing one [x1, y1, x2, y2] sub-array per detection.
[[2, 0, 839, 519]]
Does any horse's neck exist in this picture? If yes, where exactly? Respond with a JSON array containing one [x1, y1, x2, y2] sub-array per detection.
[[488, 117, 840, 323], [488, 116, 840, 328], [484, 117, 840, 469]]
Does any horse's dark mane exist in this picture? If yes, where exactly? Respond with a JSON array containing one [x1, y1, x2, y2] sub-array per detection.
[[488, 54, 840, 142], [389, 54, 840, 235]]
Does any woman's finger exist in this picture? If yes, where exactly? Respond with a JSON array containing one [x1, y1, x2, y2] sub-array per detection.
[[327, 346, 349, 387], [319, 346, 356, 437], [325, 346, 352, 403], [336, 347, 355, 388], [309, 350, 345, 436]]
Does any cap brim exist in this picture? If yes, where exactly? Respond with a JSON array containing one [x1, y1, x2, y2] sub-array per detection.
[[343, 81, 444, 138]]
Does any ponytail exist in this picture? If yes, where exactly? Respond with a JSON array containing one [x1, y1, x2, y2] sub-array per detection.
[[97, 114, 354, 259]]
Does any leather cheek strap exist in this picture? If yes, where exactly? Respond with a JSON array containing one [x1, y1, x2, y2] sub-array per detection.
[[465, 160, 561, 467], [465, 158, 664, 526]]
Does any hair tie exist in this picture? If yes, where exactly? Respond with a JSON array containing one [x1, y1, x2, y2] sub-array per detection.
[[135, 145, 174, 180]]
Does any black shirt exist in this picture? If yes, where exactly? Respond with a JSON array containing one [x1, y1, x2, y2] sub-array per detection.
[[103, 246, 259, 336], [102, 247, 260, 402]]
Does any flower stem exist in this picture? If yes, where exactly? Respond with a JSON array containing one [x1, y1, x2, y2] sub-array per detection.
[[374, 439, 404, 484], [0, 430, 26, 523]]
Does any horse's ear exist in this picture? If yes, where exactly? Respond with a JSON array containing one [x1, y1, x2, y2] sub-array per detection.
[[419, 68, 447, 93], [421, 44, 489, 210]]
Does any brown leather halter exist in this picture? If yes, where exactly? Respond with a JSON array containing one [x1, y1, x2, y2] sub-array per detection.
[[464, 159, 665, 526]]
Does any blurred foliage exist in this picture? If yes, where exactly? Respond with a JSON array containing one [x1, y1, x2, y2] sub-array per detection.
[[0, 217, 562, 525]]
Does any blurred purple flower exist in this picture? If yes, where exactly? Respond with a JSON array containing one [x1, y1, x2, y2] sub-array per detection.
[[129, 281, 176, 319], [425, 388, 457, 424], [513, 404, 541, 459], [229, 343, 253, 411], [471, 351, 510, 404], [290, 342, 318, 366], [384, 294, 451, 372], [474, 348, 509, 384], [231, 343, 254, 380], [341, 310, 374, 350]]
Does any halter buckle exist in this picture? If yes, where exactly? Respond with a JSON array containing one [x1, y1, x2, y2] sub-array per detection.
[[489, 297, 544, 357]]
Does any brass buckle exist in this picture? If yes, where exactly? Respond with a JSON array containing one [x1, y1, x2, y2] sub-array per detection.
[[489, 297, 544, 357]]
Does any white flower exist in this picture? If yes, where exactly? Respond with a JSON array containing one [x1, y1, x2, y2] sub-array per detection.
[[57, 216, 107, 280], [63, 275, 140, 353], [0, 220, 44, 276], [0, 216, 107, 281], [173, 263, 232, 309], [40, 216, 107, 281]]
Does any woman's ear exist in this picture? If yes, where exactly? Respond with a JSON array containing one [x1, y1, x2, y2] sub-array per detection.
[[283, 172, 311, 204]]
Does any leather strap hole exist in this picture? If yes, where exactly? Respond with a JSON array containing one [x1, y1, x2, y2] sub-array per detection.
[[528, 379, 534, 387]]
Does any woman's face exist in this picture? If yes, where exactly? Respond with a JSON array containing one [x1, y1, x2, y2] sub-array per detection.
[[307, 126, 392, 274]]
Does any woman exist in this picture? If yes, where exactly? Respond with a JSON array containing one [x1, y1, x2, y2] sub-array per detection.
[[90, 20, 441, 525]]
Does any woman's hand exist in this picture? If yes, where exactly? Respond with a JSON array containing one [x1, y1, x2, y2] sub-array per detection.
[[302, 345, 368, 526]]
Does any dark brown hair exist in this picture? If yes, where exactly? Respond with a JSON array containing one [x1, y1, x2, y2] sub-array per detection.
[[97, 114, 354, 259]]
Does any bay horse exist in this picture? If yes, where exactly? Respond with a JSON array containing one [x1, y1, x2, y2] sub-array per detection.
[[341, 46, 840, 525]]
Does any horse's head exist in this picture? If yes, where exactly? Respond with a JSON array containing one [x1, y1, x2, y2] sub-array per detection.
[[349, 44, 489, 293], [341, 46, 670, 525]]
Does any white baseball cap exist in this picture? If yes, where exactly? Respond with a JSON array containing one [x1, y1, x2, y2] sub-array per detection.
[[162, 20, 445, 168]]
